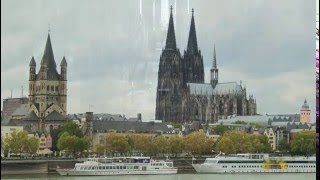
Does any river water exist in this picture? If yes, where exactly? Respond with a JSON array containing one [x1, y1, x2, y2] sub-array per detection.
[[1, 173, 316, 180]]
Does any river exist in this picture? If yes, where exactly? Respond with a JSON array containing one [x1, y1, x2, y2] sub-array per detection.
[[1, 173, 316, 180]]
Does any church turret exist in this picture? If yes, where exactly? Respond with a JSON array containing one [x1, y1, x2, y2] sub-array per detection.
[[60, 56, 67, 81], [210, 45, 218, 88], [29, 56, 36, 81]]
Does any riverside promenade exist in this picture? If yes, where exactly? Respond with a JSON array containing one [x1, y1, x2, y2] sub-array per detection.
[[1, 158, 205, 175]]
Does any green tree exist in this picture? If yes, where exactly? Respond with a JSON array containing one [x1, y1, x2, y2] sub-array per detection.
[[3, 130, 41, 157], [203, 137, 215, 155], [105, 133, 130, 155], [213, 124, 229, 135], [168, 135, 185, 157], [59, 121, 83, 138], [125, 134, 135, 155], [290, 130, 316, 156], [57, 132, 89, 157], [24, 136, 39, 155], [4, 130, 29, 155], [75, 137, 90, 157], [95, 144, 105, 156], [152, 135, 169, 156], [57, 132, 77, 154], [233, 120, 247, 125], [215, 131, 270, 154], [277, 139, 290, 152], [131, 134, 152, 155], [50, 127, 62, 152], [257, 135, 272, 153], [172, 123, 182, 129], [56, 121, 90, 158], [184, 132, 211, 156]]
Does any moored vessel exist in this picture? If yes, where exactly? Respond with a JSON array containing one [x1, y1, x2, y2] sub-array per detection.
[[192, 152, 316, 173], [57, 156, 177, 176]]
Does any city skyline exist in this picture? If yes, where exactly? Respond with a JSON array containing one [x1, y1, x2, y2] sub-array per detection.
[[1, 0, 316, 122]]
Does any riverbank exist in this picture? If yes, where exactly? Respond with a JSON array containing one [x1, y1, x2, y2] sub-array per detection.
[[1, 158, 205, 175]]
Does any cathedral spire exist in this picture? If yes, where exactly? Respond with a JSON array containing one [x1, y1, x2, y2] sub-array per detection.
[[212, 44, 217, 68], [210, 44, 218, 88], [41, 33, 56, 69], [165, 6, 176, 50], [187, 8, 198, 53]]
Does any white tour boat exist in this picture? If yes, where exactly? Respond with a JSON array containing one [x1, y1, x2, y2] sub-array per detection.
[[57, 156, 178, 176], [192, 152, 316, 173]]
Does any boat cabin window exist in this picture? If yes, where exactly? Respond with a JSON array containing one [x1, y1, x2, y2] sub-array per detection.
[[133, 158, 150, 163], [205, 160, 217, 164]]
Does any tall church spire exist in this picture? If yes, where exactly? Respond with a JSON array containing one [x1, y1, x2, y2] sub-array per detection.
[[165, 6, 176, 50], [212, 44, 217, 68], [210, 44, 218, 88], [41, 33, 56, 69], [37, 33, 59, 80], [187, 8, 198, 53]]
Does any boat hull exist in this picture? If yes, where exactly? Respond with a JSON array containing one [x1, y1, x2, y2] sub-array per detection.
[[56, 168, 178, 176], [192, 164, 316, 174]]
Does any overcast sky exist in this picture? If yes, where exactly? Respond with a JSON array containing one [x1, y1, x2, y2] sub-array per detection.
[[1, 0, 317, 122]]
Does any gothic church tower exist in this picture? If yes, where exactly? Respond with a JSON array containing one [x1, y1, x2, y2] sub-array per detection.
[[183, 9, 204, 84], [155, 6, 184, 122]]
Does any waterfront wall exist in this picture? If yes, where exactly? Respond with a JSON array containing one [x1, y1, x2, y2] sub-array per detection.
[[1, 158, 206, 175], [1, 160, 81, 175]]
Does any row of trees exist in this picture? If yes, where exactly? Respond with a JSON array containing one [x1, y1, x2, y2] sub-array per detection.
[[2, 130, 39, 157], [94, 131, 273, 157], [94, 132, 215, 157], [290, 130, 316, 156], [214, 131, 271, 154], [2, 121, 315, 158]]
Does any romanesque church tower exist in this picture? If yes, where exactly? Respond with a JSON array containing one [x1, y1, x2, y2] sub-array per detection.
[[28, 33, 67, 132]]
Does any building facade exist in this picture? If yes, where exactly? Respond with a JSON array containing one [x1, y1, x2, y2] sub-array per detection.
[[264, 127, 276, 150], [156, 7, 257, 124]]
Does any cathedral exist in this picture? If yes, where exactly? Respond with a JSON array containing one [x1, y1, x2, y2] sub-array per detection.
[[156, 7, 257, 124], [24, 33, 68, 133]]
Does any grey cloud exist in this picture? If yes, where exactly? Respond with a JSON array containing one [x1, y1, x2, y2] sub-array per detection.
[[1, 0, 316, 121]]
